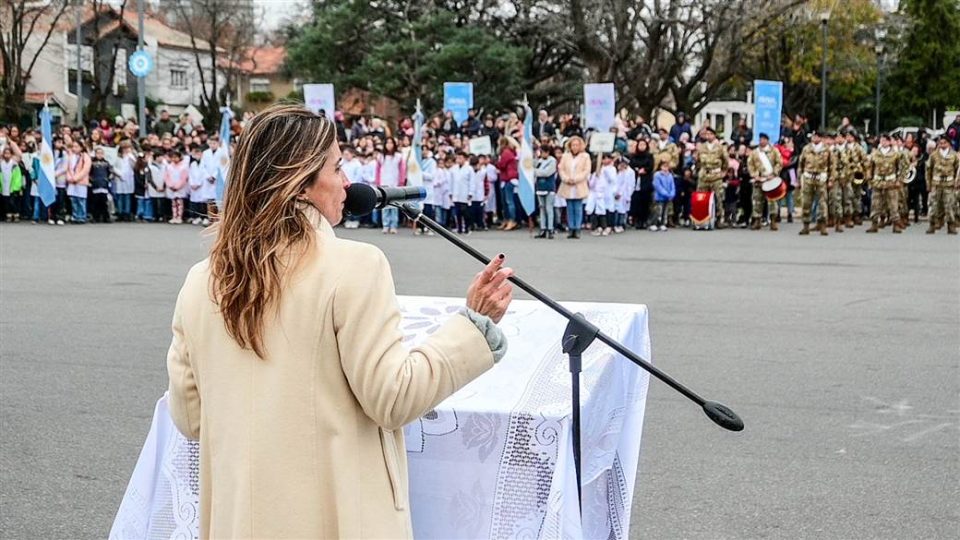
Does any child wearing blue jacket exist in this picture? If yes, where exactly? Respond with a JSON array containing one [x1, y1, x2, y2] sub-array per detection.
[[651, 160, 676, 231]]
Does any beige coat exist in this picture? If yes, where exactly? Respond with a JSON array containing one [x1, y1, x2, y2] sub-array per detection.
[[557, 151, 591, 200], [167, 205, 494, 539]]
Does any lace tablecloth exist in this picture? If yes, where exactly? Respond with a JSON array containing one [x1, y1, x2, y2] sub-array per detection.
[[110, 296, 651, 539]]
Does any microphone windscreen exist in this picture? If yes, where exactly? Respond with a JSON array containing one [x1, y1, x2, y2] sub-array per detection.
[[344, 183, 378, 216]]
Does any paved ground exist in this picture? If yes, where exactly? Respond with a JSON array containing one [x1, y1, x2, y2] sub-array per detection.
[[1, 220, 957, 539]]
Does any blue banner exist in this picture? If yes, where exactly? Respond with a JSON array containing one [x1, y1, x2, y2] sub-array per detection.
[[443, 82, 473, 124], [753, 80, 783, 145]]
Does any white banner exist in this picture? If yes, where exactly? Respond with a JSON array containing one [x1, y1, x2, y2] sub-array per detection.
[[584, 83, 616, 131], [469, 136, 492, 156], [303, 84, 336, 121]]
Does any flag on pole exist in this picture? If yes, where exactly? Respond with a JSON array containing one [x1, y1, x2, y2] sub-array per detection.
[[517, 97, 536, 216], [37, 103, 57, 207], [406, 100, 424, 187], [215, 106, 232, 205]]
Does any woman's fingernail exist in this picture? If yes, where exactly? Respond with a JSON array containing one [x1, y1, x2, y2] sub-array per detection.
[[498, 253, 505, 260]]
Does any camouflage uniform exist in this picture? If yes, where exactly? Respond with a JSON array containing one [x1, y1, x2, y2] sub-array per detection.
[[827, 141, 845, 228], [925, 147, 960, 234], [866, 147, 908, 232], [898, 145, 913, 224], [747, 144, 783, 227], [839, 142, 867, 224], [797, 143, 834, 230], [696, 141, 727, 226], [653, 141, 680, 172], [653, 140, 680, 221]]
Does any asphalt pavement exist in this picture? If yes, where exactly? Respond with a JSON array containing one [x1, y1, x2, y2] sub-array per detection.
[[1, 220, 957, 539]]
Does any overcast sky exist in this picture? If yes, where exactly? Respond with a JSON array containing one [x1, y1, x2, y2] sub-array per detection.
[[254, 0, 305, 31]]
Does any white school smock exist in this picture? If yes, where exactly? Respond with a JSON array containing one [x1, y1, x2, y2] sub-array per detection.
[[616, 168, 635, 214], [471, 168, 486, 202], [189, 160, 208, 203], [450, 164, 474, 204], [66, 153, 88, 199], [420, 157, 437, 204], [114, 153, 136, 195], [602, 164, 618, 213]]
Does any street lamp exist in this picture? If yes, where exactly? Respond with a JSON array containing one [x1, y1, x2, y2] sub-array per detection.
[[874, 26, 887, 136], [820, 11, 830, 131]]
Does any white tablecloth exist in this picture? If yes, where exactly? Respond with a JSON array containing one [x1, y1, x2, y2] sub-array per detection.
[[110, 296, 651, 539]]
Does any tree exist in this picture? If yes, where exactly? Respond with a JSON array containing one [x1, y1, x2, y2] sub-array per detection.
[[566, 0, 806, 119], [286, 2, 531, 114], [884, 0, 960, 128], [163, 0, 257, 126], [85, 0, 129, 119], [735, 0, 882, 129], [0, 0, 71, 121]]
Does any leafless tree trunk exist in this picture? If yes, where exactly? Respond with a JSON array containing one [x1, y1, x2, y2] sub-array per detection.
[[564, 0, 806, 121], [0, 0, 70, 121], [168, 0, 257, 127], [86, 0, 129, 119]]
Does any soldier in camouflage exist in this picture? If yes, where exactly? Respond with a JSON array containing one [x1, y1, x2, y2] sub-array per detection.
[[866, 134, 908, 233], [925, 136, 960, 235], [839, 132, 868, 227], [827, 133, 846, 232], [695, 127, 728, 229], [797, 131, 834, 236], [747, 133, 783, 231], [896, 137, 914, 227]]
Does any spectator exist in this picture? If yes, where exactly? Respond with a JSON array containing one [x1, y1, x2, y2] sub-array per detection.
[[350, 116, 368, 141], [670, 112, 693, 143], [557, 136, 590, 238], [534, 145, 557, 239], [651, 160, 676, 231], [495, 137, 519, 231], [533, 110, 555, 139], [947, 114, 960, 150], [463, 109, 483, 137], [629, 139, 654, 229], [153, 109, 176, 137], [88, 146, 115, 223], [66, 140, 91, 223], [731, 118, 753, 147]]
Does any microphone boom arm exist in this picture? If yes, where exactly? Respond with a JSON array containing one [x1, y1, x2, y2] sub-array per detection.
[[393, 202, 744, 432]]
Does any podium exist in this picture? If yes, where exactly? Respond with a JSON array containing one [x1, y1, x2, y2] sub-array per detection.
[[110, 296, 651, 540]]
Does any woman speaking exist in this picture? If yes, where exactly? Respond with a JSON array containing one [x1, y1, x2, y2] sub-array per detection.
[[166, 104, 513, 538]]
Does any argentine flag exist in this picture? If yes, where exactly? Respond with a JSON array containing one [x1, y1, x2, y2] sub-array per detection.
[[37, 105, 57, 207], [517, 101, 536, 216], [406, 106, 424, 187], [214, 107, 232, 205]]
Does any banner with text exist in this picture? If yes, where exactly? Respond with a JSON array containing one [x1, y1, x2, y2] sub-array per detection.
[[583, 83, 616, 131], [303, 84, 336, 121], [444, 82, 474, 125], [753, 80, 783, 145]]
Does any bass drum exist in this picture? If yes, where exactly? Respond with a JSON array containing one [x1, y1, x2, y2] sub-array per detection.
[[761, 177, 787, 201], [690, 191, 715, 230]]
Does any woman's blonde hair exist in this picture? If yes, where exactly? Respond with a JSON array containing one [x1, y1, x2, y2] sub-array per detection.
[[209, 103, 336, 358]]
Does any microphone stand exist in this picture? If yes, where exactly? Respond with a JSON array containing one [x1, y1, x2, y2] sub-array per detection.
[[393, 202, 744, 514]]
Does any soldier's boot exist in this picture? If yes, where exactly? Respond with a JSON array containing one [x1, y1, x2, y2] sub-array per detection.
[[948, 223, 958, 235], [845, 215, 854, 228], [770, 219, 779, 231], [926, 219, 937, 234], [835, 221, 844, 233], [866, 221, 879, 233], [893, 220, 904, 233], [818, 221, 829, 236], [750, 218, 761, 230], [799, 222, 811, 236], [827, 217, 835, 227]]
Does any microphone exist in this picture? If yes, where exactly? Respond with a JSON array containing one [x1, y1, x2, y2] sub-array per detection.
[[344, 183, 426, 216]]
